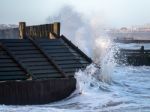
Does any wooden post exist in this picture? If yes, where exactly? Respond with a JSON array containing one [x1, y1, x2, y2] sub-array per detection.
[[53, 22, 60, 36], [38, 25, 41, 37], [41, 25, 44, 38], [37, 25, 40, 38], [33, 26, 36, 37], [45, 24, 49, 37], [49, 32, 55, 39], [47, 24, 51, 35], [29, 26, 33, 37], [19, 22, 26, 39]]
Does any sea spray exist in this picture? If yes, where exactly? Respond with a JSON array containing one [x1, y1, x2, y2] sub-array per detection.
[[47, 5, 108, 57], [74, 36, 119, 95], [94, 36, 118, 84], [74, 64, 111, 93], [46, 5, 119, 91]]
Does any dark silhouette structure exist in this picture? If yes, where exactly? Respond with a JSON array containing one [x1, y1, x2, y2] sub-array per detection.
[[117, 47, 150, 66], [0, 22, 92, 105]]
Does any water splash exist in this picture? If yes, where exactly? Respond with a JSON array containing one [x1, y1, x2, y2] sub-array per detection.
[[95, 36, 119, 82], [73, 35, 120, 96], [74, 64, 111, 94], [47, 5, 108, 57], [47, 5, 118, 85]]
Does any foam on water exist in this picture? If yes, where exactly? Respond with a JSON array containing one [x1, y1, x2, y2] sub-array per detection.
[[1, 65, 149, 112]]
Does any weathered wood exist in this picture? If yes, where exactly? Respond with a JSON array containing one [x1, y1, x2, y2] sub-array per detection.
[[45, 49, 76, 53], [114, 39, 150, 43], [53, 22, 60, 36], [59, 64, 82, 68], [39, 25, 42, 37], [16, 54, 44, 58], [49, 32, 56, 39], [1, 38, 91, 75], [29, 65, 54, 70], [29, 38, 67, 78], [0, 22, 62, 39], [19, 22, 26, 39], [61, 35, 92, 63], [0, 67, 22, 71], [0, 78, 76, 105], [0, 43, 32, 78], [49, 52, 78, 57], [0, 63, 18, 67], [44, 25, 47, 37], [32, 73, 61, 78], [23, 61, 50, 66], [117, 47, 150, 66], [5, 42, 33, 46], [41, 25, 45, 37], [0, 75, 26, 81], [31, 69, 60, 74], [0, 71, 25, 76]]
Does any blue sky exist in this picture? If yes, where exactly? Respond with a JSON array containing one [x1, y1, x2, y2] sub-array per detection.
[[0, 0, 150, 27]]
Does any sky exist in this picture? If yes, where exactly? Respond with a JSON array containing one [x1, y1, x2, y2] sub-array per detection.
[[0, 0, 150, 27]]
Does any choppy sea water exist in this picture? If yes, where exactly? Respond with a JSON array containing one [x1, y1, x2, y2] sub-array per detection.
[[0, 65, 150, 112]]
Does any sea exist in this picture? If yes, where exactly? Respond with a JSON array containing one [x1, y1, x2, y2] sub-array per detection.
[[0, 42, 150, 112]]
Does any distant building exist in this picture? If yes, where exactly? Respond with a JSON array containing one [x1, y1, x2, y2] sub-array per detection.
[[108, 24, 150, 40], [120, 27, 128, 32]]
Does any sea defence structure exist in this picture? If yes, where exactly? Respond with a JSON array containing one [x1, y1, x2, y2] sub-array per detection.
[[116, 46, 150, 66], [114, 38, 150, 44], [0, 22, 92, 105], [113, 33, 150, 66]]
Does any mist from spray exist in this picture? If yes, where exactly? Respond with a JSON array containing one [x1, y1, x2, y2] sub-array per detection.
[[47, 5, 108, 58], [47, 5, 118, 90]]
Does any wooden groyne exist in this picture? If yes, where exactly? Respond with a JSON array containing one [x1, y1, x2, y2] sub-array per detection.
[[0, 22, 60, 39], [114, 39, 150, 43], [117, 46, 150, 66], [19, 22, 60, 38], [0, 78, 76, 105], [0, 22, 92, 105]]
